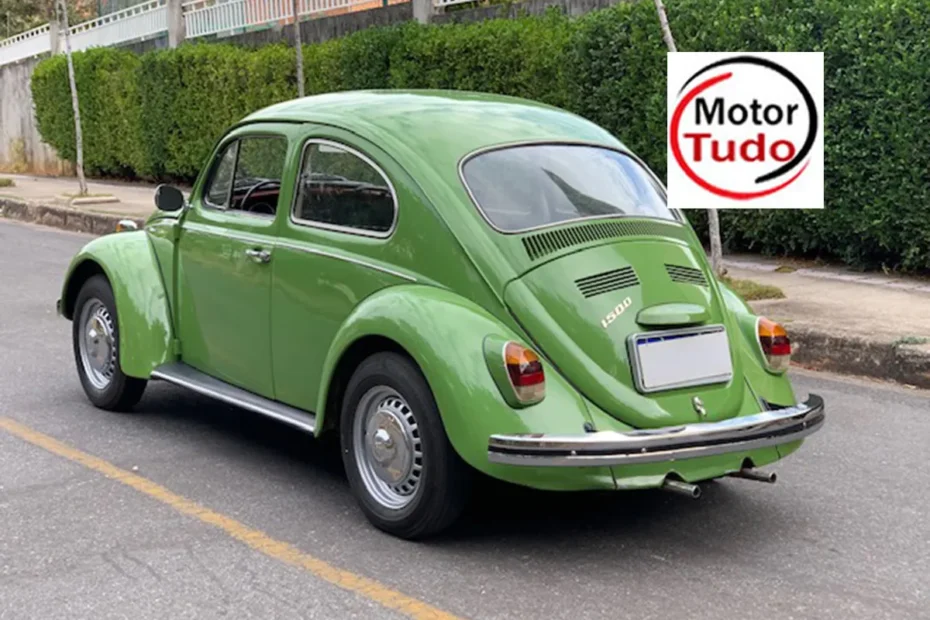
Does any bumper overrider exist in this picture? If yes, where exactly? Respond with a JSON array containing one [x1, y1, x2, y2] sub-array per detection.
[[488, 394, 825, 467]]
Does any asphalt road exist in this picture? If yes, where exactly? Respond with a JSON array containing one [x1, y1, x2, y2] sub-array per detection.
[[1, 219, 928, 620]]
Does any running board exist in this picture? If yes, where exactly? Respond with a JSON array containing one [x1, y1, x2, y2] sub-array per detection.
[[151, 362, 317, 433]]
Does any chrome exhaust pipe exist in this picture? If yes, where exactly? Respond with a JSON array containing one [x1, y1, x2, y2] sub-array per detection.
[[728, 468, 777, 483], [662, 479, 701, 499]]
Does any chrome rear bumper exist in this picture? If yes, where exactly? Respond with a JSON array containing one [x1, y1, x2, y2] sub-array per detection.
[[488, 394, 825, 467]]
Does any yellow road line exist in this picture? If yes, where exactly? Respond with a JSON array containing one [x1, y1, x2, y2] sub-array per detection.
[[0, 417, 462, 620]]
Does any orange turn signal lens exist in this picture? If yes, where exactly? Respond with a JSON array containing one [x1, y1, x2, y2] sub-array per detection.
[[504, 342, 545, 404], [757, 317, 791, 372]]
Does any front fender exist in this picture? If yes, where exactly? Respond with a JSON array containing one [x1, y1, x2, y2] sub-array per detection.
[[60, 231, 173, 379], [317, 285, 616, 489]]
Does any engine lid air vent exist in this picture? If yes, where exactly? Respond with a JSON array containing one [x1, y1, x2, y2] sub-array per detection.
[[666, 264, 708, 286], [522, 219, 688, 261], [575, 267, 639, 298]]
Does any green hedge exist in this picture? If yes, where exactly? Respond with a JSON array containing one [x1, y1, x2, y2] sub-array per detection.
[[32, 47, 144, 176], [31, 0, 930, 270]]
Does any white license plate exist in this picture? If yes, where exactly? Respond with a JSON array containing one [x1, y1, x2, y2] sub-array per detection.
[[629, 326, 733, 393]]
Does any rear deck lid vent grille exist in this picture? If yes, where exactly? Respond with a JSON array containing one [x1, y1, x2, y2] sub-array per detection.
[[522, 220, 688, 261], [576, 267, 639, 298], [666, 264, 708, 286]]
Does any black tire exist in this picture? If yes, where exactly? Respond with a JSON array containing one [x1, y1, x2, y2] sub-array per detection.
[[72, 275, 147, 411], [340, 352, 471, 539]]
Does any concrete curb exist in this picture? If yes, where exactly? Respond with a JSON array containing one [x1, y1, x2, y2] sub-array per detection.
[[0, 197, 144, 236], [789, 325, 930, 389]]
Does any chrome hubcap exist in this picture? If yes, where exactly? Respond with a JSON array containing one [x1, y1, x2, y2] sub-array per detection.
[[353, 387, 423, 509], [78, 299, 116, 390]]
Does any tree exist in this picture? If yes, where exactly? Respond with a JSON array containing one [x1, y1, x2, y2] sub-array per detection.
[[292, 0, 304, 98], [653, 0, 724, 277], [0, 0, 93, 36], [1, 0, 46, 35], [57, 0, 87, 196]]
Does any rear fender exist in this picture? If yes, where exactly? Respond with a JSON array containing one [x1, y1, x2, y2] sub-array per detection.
[[60, 231, 174, 378], [717, 278, 796, 406], [317, 285, 615, 488]]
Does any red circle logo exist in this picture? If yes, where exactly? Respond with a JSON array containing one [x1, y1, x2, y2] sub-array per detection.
[[669, 56, 818, 200]]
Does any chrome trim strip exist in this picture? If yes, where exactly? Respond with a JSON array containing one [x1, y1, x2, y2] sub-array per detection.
[[289, 138, 399, 239], [626, 324, 733, 394], [181, 220, 415, 281], [152, 363, 316, 434], [487, 394, 825, 467], [457, 139, 683, 235], [274, 240, 417, 282], [182, 221, 272, 245]]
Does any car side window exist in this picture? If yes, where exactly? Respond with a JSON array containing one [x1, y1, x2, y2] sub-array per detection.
[[202, 135, 288, 217], [293, 141, 396, 235], [204, 142, 238, 208]]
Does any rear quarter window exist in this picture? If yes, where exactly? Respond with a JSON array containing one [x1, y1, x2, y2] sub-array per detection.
[[293, 141, 396, 236]]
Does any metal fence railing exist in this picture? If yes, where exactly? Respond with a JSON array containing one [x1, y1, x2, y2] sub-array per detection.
[[0, 24, 52, 68], [183, 0, 381, 39], [69, 0, 168, 53], [0, 0, 425, 68], [432, 0, 477, 7]]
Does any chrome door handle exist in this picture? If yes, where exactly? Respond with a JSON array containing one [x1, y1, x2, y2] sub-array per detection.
[[245, 248, 271, 264]]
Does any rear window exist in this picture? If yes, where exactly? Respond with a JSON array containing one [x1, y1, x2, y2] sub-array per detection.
[[462, 144, 673, 232]]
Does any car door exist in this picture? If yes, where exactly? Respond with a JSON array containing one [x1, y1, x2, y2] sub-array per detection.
[[176, 128, 291, 398], [270, 134, 406, 412]]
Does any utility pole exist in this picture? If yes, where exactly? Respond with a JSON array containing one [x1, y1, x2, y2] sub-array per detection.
[[292, 0, 304, 98], [653, 0, 724, 277], [57, 0, 88, 196]]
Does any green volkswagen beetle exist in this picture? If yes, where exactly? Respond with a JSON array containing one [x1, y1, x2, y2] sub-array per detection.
[[58, 91, 824, 539]]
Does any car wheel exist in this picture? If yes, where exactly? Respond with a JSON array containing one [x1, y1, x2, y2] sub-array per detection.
[[340, 352, 471, 539], [72, 275, 147, 411]]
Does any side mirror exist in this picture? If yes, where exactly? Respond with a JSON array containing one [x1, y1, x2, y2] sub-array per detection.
[[154, 184, 186, 212]]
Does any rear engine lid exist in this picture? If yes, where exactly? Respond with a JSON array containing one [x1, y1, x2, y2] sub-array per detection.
[[504, 238, 747, 428]]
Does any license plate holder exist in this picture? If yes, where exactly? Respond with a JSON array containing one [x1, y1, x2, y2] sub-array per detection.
[[628, 325, 733, 393]]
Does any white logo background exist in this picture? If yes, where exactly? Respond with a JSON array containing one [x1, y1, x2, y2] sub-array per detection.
[[666, 52, 824, 209]]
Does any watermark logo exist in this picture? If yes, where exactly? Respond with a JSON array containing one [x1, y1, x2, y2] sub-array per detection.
[[667, 52, 824, 209]]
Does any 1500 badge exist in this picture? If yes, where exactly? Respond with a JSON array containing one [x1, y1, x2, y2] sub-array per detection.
[[601, 297, 633, 329]]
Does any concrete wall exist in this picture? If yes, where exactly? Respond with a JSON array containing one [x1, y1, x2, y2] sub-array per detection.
[[204, 2, 413, 48], [434, 0, 624, 23], [120, 34, 170, 55], [0, 56, 70, 175]]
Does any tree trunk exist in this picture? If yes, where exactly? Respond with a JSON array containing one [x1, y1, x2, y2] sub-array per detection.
[[707, 209, 723, 275], [653, 0, 677, 53], [292, 0, 305, 98], [652, 0, 725, 276], [58, 0, 87, 197]]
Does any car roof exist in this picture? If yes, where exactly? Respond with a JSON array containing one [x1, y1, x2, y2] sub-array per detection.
[[240, 90, 625, 161]]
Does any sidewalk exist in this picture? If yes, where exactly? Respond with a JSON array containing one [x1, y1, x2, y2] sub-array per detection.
[[0, 173, 166, 235], [0, 173, 159, 217], [726, 255, 930, 388], [2, 173, 929, 387]]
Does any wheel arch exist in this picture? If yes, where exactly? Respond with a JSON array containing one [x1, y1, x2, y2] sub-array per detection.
[[314, 285, 598, 481], [318, 334, 411, 436], [60, 232, 175, 379], [61, 259, 107, 320]]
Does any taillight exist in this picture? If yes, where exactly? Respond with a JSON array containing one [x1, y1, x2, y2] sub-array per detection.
[[757, 317, 791, 372], [504, 342, 545, 404]]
